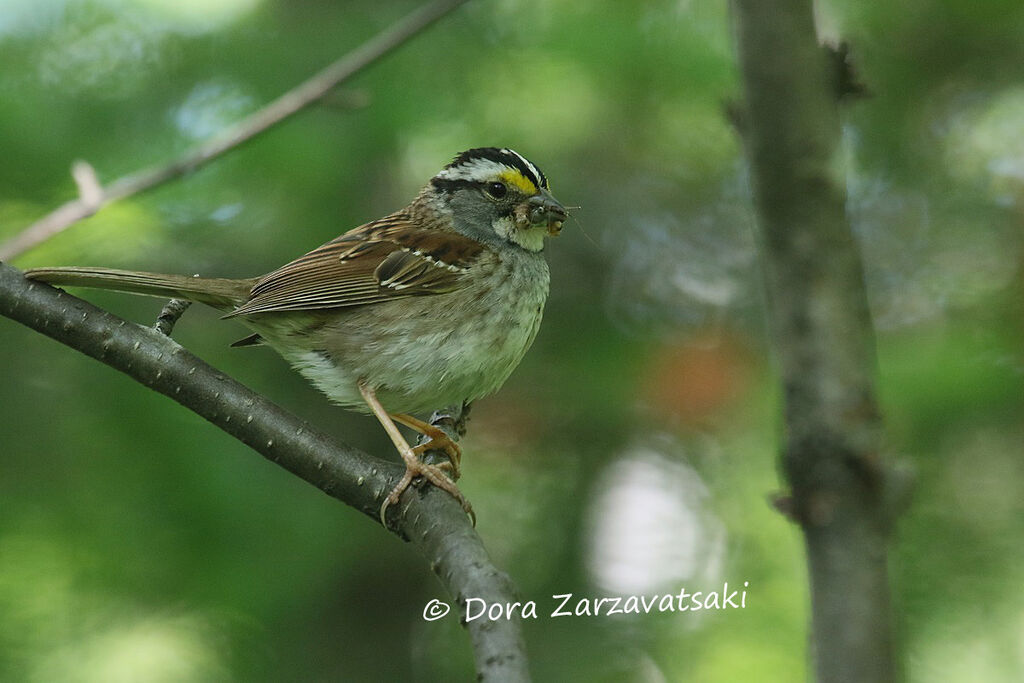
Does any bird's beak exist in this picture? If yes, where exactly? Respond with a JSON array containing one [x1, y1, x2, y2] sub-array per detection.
[[517, 189, 567, 236]]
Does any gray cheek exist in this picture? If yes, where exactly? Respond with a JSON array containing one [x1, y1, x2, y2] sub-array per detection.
[[448, 192, 502, 243]]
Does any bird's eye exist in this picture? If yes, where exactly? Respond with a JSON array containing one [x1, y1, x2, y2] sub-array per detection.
[[484, 182, 508, 199]]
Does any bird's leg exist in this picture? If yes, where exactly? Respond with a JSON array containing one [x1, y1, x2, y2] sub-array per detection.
[[391, 412, 462, 479], [357, 381, 474, 527], [418, 402, 471, 475]]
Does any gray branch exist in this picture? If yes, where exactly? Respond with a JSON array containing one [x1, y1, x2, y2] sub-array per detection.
[[731, 1, 899, 682], [0, 261, 529, 682], [0, 0, 472, 260]]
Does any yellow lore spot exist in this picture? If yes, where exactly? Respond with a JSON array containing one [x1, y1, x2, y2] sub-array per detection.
[[499, 169, 539, 195]]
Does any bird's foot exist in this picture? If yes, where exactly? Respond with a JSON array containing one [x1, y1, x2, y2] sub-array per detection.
[[393, 413, 462, 479], [379, 454, 475, 527]]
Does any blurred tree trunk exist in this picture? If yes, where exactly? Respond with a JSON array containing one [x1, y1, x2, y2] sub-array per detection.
[[731, 1, 900, 681]]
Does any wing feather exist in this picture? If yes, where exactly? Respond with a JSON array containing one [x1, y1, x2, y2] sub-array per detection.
[[225, 212, 483, 317]]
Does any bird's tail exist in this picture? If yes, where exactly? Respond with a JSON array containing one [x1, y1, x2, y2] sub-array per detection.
[[24, 266, 254, 311]]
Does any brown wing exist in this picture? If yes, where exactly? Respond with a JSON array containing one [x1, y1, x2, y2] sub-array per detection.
[[225, 212, 484, 318]]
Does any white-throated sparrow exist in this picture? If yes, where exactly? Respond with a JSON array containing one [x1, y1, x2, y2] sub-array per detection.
[[26, 147, 566, 525]]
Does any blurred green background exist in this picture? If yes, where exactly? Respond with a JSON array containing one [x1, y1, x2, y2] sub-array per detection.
[[1, 1, 1022, 680]]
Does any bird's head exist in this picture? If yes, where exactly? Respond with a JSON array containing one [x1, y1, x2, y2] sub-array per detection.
[[425, 147, 566, 252]]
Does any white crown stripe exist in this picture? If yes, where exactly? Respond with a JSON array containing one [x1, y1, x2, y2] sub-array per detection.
[[501, 148, 542, 187], [436, 158, 514, 184]]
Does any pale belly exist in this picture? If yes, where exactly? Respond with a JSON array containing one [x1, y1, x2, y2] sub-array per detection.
[[258, 250, 549, 415]]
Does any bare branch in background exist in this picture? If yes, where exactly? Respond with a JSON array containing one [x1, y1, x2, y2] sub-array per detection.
[[0, 262, 530, 683], [731, 1, 901, 681], [0, 0, 472, 261]]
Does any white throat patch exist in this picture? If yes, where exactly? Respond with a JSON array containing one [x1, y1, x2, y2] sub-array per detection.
[[493, 216, 546, 252]]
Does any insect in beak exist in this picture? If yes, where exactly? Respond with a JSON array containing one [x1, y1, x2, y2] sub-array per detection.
[[516, 189, 567, 236]]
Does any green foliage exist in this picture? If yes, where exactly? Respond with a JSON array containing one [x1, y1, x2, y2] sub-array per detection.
[[1, 0, 1021, 680]]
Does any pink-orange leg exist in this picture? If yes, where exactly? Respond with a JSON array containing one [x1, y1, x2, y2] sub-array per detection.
[[358, 381, 474, 526], [391, 412, 462, 479]]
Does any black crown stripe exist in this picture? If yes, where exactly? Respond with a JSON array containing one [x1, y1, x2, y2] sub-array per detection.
[[430, 177, 477, 193], [447, 147, 547, 190]]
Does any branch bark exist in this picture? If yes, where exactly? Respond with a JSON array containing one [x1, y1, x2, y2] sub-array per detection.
[[731, 2, 898, 682], [0, 0, 472, 260], [0, 261, 530, 682]]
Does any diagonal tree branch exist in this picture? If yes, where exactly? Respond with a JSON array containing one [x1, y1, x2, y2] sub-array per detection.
[[0, 261, 530, 682], [731, 1, 900, 682], [0, 0, 472, 261]]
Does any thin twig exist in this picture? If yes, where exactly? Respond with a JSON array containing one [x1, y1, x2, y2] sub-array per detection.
[[154, 298, 192, 336], [0, 0, 472, 261], [0, 262, 530, 682], [71, 161, 103, 208]]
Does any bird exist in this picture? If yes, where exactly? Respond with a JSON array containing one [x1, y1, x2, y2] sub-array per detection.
[[25, 147, 567, 525]]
